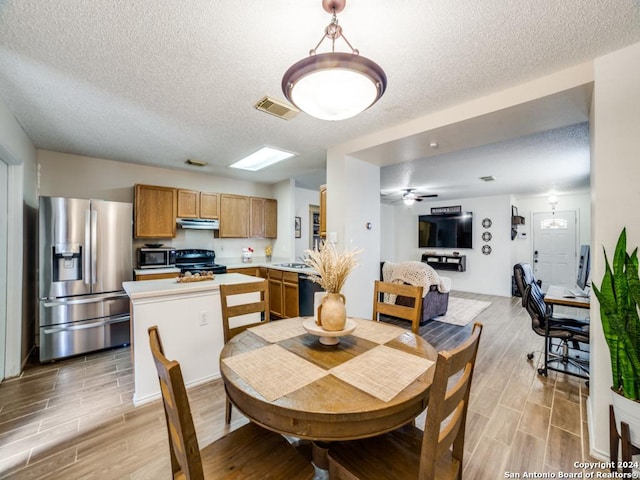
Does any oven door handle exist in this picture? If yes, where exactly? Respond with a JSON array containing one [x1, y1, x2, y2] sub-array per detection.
[[43, 315, 129, 334]]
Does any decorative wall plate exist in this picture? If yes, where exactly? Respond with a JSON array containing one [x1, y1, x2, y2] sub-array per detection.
[[482, 218, 492, 228], [482, 231, 492, 242], [482, 245, 492, 255]]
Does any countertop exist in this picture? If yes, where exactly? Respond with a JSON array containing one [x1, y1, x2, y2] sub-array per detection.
[[123, 273, 263, 300], [217, 256, 316, 273]]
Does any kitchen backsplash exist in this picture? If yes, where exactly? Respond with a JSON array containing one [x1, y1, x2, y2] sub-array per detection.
[[132, 228, 275, 261]]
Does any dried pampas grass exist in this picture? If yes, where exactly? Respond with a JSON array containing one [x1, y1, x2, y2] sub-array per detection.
[[304, 242, 361, 293]]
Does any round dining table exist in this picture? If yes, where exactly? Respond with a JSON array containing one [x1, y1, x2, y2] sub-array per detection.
[[219, 317, 437, 466]]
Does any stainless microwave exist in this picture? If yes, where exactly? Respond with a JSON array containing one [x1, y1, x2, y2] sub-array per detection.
[[138, 247, 176, 269]]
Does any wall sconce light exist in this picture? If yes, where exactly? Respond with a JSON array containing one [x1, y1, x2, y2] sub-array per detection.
[[548, 193, 558, 211]]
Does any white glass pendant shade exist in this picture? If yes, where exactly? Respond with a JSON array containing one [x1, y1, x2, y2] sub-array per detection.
[[282, 52, 386, 121]]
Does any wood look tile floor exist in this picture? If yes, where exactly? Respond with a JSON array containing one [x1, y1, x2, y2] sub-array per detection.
[[0, 292, 601, 479]]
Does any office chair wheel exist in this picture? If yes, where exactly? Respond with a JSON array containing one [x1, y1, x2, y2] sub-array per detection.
[[527, 353, 534, 360], [538, 368, 547, 376]]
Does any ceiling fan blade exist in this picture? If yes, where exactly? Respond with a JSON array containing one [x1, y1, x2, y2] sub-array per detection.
[[417, 194, 438, 198]]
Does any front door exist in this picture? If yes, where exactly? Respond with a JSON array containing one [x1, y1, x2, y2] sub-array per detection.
[[532, 210, 577, 290]]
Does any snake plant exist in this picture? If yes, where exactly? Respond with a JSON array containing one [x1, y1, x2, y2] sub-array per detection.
[[593, 228, 640, 401]]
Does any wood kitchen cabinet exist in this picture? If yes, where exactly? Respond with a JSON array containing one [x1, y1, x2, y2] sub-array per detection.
[[199, 192, 219, 219], [267, 269, 299, 319], [177, 190, 219, 219], [133, 271, 179, 280], [250, 197, 278, 238], [268, 269, 284, 318], [264, 198, 277, 238], [134, 184, 177, 238], [320, 184, 327, 238], [282, 271, 299, 318], [219, 194, 249, 238], [177, 189, 199, 218], [226, 267, 260, 276]]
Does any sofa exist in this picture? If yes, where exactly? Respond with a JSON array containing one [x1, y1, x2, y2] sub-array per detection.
[[380, 261, 450, 326]]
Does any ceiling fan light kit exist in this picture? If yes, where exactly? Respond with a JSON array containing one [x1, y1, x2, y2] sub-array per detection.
[[281, 0, 387, 121]]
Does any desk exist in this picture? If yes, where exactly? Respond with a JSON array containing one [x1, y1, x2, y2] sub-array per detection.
[[220, 318, 437, 444], [545, 285, 591, 309]]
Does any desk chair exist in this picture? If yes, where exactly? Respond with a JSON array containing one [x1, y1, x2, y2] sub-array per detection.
[[219, 280, 269, 424], [513, 263, 542, 306], [373, 280, 424, 333], [328, 323, 483, 480], [523, 284, 590, 379], [148, 326, 314, 480]]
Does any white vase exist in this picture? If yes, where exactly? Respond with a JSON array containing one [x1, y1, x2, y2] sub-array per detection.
[[611, 388, 640, 447]]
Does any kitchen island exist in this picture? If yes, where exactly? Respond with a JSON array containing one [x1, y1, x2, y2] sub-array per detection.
[[123, 273, 263, 405]]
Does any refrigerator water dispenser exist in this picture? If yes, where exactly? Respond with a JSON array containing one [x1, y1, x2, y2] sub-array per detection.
[[52, 244, 83, 282]]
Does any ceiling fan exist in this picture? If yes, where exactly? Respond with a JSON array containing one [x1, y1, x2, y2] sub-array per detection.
[[398, 188, 438, 205]]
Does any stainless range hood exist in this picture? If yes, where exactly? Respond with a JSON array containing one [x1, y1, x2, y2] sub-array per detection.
[[176, 218, 220, 230]]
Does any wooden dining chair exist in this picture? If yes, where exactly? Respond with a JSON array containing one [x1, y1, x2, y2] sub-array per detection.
[[372, 280, 424, 333], [219, 279, 270, 423], [327, 322, 483, 480], [148, 326, 315, 480]]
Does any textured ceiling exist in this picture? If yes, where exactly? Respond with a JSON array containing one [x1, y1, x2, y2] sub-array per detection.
[[0, 1, 639, 193]]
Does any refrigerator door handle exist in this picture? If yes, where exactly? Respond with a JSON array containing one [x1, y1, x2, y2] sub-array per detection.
[[43, 292, 129, 307], [84, 209, 91, 285], [43, 315, 129, 334], [91, 208, 98, 285]]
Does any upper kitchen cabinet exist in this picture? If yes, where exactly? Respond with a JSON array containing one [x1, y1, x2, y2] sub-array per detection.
[[134, 184, 177, 238], [320, 184, 327, 238], [177, 189, 199, 218], [177, 189, 219, 219], [199, 192, 219, 219], [219, 194, 249, 238], [249, 197, 278, 239]]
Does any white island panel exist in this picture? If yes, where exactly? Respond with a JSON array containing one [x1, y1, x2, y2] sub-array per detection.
[[124, 273, 263, 405]]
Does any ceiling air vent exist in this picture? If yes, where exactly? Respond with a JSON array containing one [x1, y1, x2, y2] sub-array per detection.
[[479, 176, 495, 182], [255, 96, 300, 120]]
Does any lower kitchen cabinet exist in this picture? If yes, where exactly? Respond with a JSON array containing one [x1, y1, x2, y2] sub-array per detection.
[[268, 269, 299, 319], [226, 267, 260, 276], [269, 269, 284, 318], [133, 271, 180, 280], [283, 272, 299, 318]]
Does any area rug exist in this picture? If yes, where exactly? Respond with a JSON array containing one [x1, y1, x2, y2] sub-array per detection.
[[433, 297, 491, 326]]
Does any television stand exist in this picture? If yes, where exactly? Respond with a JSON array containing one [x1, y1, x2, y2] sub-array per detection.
[[421, 253, 466, 272]]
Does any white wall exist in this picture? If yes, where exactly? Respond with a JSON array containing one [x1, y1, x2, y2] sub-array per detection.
[[589, 41, 640, 459], [37, 150, 291, 261], [294, 187, 321, 259], [342, 156, 381, 319], [0, 97, 37, 377], [384, 195, 512, 297], [380, 203, 396, 263]]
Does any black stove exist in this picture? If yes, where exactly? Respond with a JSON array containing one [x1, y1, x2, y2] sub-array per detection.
[[175, 249, 227, 274]]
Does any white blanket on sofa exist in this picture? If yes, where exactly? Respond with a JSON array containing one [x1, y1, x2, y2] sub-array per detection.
[[382, 261, 451, 303]]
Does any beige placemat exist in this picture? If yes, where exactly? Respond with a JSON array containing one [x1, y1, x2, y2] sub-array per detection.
[[222, 344, 328, 401], [248, 318, 307, 343], [351, 319, 407, 344], [330, 345, 434, 402]]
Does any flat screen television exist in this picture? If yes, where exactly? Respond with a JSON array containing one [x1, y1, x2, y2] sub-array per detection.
[[418, 213, 473, 249]]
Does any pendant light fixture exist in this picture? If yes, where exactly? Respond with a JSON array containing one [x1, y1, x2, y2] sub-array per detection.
[[282, 0, 387, 121]]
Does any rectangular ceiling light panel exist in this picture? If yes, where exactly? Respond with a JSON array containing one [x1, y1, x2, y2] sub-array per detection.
[[229, 146, 297, 171]]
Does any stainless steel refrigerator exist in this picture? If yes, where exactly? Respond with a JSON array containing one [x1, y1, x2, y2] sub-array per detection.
[[38, 196, 133, 362]]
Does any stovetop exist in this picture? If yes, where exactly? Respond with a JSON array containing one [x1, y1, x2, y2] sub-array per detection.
[[175, 249, 227, 273]]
